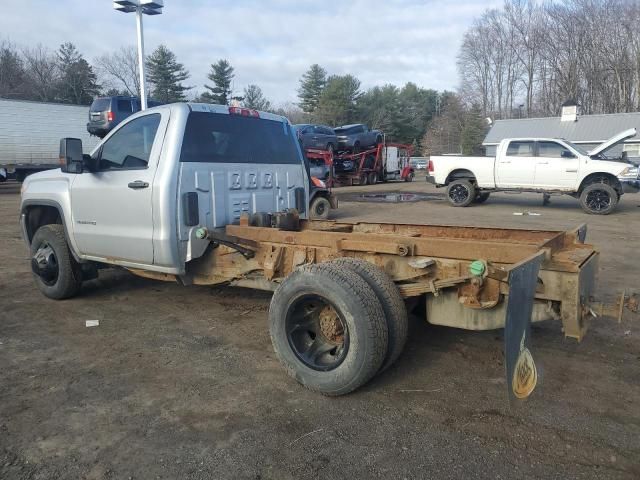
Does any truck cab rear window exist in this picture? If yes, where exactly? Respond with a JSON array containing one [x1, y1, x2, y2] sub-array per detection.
[[180, 112, 300, 164]]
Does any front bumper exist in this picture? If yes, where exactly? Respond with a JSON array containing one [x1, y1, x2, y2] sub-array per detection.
[[620, 179, 640, 193]]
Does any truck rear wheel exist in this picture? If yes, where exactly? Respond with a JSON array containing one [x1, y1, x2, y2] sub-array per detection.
[[325, 258, 408, 372], [310, 196, 331, 220], [269, 263, 388, 396], [30, 224, 82, 300], [580, 183, 618, 215], [446, 179, 476, 207]]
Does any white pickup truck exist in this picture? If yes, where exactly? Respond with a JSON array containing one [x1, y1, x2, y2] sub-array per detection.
[[427, 129, 640, 214]]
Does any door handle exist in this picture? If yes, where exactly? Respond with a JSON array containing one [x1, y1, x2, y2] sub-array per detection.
[[537, 161, 549, 165], [128, 180, 149, 189], [499, 161, 511, 164]]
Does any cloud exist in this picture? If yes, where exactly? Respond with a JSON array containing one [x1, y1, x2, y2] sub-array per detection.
[[1, 0, 500, 105]]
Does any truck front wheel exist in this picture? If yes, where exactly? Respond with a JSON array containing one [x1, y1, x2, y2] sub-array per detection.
[[30, 224, 82, 299], [269, 263, 388, 396], [310, 196, 331, 220], [446, 179, 476, 207], [579, 183, 618, 215]]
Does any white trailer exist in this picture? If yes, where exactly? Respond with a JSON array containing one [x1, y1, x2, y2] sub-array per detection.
[[0, 98, 99, 181]]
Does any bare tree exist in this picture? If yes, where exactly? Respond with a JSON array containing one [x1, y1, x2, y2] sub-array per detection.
[[95, 46, 140, 96], [22, 44, 58, 102], [0, 40, 26, 98], [458, 0, 640, 118]]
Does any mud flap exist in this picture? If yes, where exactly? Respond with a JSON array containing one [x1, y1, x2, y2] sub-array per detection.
[[504, 251, 545, 401]]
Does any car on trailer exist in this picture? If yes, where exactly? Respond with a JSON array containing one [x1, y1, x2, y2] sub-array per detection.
[[334, 124, 383, 153], [293, 124, 338, 154], [20, 102, 636, 399]]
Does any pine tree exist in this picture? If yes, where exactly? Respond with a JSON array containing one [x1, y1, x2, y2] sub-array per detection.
[[202, 59, 234, 105], [314, 74, 361, 126], [460, 104, 487, 155], [146, 45, 190, 103], [56, 42, 99, 105], [297, 64, 326, 113], [242, 84, 271, 111]]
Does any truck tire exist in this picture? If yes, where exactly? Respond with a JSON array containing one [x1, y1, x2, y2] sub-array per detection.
[[404, 172, 415, 182], [30, 224, 82, 300], [310, 196, 331, 220], [580, 183, 618, 215], [269, 263, 388, 396], [446, 179, 476, 207], [474, 192, 491, 204], [326, 258, 408, 372], [368, 172, 378, 185]]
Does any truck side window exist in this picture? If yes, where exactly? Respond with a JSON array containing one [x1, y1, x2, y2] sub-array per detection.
[[537, 141, 572, 158], [98, 114, 161, 170], [506, 141, 534, 157]]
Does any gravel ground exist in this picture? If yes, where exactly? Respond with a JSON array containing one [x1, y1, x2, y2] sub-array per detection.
[[1, 179, 639, 479]]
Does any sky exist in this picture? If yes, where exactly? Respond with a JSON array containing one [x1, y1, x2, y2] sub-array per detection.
[[1, 0, 501, 105]]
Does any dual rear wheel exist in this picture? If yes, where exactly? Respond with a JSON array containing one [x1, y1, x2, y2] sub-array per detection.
[[269, 259, 408, 395]]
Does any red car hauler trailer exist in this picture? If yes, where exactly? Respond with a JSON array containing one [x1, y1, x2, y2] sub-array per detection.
[[306, 142, 415, 187]]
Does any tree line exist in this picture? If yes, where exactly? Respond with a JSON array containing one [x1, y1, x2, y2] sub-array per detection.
[[0, 38, 449, 148], [457, 0, 640, 119]]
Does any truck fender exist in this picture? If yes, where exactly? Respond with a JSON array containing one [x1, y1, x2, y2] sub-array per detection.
[[401, 166, 414, 179], [21, 200, 81, 262]]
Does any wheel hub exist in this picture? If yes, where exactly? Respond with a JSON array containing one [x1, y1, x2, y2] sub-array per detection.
[[31, 243, 59, 285], [450, 184, 469, 203], [318, 306, 344, 344], [586, 189, 611, 211]]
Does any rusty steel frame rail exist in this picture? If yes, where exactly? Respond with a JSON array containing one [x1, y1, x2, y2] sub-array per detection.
[[126, 219, 598, 342]]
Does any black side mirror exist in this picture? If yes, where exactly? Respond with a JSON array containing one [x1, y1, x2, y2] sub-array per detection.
[[561, 150, 576, 159], [59, 138, 83, 174]]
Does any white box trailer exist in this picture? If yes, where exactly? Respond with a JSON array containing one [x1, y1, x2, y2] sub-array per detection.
[[0, 98, 99, 181]]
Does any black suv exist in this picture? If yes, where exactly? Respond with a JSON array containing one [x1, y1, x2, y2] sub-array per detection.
[[87, 96, 161, 138]]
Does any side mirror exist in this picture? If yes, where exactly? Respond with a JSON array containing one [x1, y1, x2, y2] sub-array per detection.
[[59, 138, 83, 174], [561, 150, 576, 159]]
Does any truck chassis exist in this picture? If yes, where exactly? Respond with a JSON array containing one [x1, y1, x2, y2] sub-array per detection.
[[129, 214, 614, 398]]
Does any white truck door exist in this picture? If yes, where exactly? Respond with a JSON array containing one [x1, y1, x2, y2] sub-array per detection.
[[70, 112, 167, 264], [533, 141, 579, 189], [495, 140, 536, 187], [385, 147, 399, 173]]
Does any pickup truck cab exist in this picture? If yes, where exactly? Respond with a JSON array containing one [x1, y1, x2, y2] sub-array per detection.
[[428, 129, 640, 214], [22, 103, 312, 292]]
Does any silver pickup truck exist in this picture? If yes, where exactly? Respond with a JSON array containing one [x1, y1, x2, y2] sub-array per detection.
[[20, 102, 631, 398]]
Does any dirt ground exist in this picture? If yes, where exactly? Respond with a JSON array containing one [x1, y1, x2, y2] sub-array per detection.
[[1, 178, 639, 480]]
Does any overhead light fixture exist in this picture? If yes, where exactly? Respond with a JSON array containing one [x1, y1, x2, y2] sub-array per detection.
[[113, 0, 165, 110]]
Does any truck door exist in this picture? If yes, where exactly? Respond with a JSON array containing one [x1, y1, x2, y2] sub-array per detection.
[[533, 141, 579, 190], [495, 140, 536, 188], [70, 111, 168, 264]]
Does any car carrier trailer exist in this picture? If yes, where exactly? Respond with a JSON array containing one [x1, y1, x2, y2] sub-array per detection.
[[306, 142, 415, 187]]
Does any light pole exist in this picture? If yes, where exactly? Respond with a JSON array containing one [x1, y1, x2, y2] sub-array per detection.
[[113, 0, 164, 110]]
